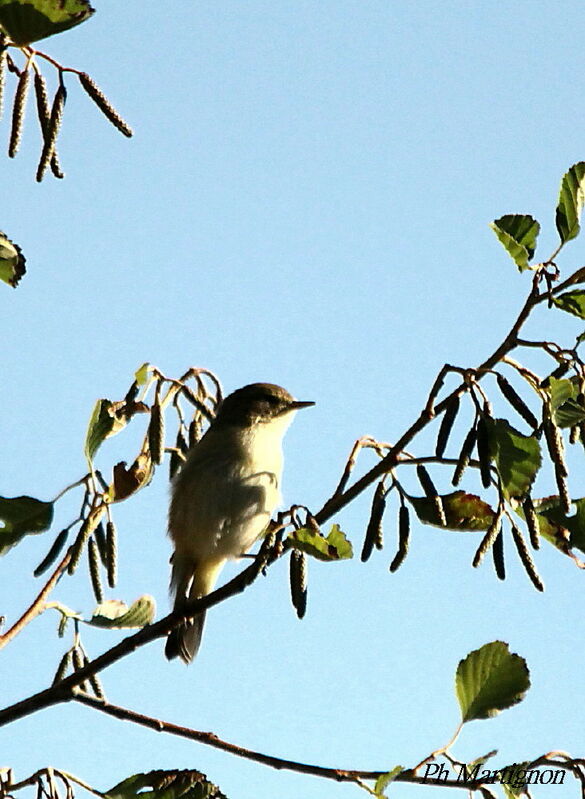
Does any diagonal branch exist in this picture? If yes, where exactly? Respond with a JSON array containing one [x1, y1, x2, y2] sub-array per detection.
[[69, 692, 483, 791], [314, 270, 544, 526], [0, 550, 71, 650], [0, 536, 274, 728]]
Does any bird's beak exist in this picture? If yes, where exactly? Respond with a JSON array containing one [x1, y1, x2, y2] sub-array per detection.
[[290, 400, 315, 410]]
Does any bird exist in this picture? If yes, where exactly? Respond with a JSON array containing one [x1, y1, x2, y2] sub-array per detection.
[[165, 382, 314, 663]]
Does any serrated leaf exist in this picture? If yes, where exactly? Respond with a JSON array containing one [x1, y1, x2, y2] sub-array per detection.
[[135, 362, 153, 386], [556, 162, 585, 244], [0, 230, 26, 287], [490, 215, 540, 271], [288, 523, 353, 561], [106, 770, 228, 799], [0, 495, 53, 555], [88, 595, 156, 629], [456, 641, 530, 723], [555, 398, 585, 428], [553, 290, 585, 320], [0, 0, 93, 45], [84, 398, 126, 463], [374, 766, 403, 797], [486, 418, 541, 499], [410, 491, 496, 531], [0, 0, 93, 44]]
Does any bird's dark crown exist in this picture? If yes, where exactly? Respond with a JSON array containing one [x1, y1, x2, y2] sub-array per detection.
[[214, 383, 314, 427]]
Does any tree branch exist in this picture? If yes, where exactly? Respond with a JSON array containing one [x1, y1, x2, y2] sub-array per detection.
[[0, 550, 71, 650], [314, 271, 544, 526], [0, 537, 274, 727], [68, 692, 484, 791]]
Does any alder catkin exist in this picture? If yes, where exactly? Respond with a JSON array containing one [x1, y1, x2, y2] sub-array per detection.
[[93, 521, 109, 567], [389, 505, 410, 572], [361, 481, 386, 562], [71, 647, 90, 692], [472, 505, 503, 568], [148, 401, 165, 464], [416, 464, 446, 526], [476, 417, 492, 489], [36, 83, 66, 182], [67, 516, 94, 575], [491, 529, 505, 580], [52, 650, 72, 685], [522, 496, 540, 550], [495, 373, 538, 430], [510, 523, 544, 591], [78, 71, 133, 137], [33, 70, 63, 178], [33, 528, 69, 577], [544, 416, 571, 514], [9, 67, 29, 157], [106, 520, 118, 587], [435, 395, 460, 458], [452, 426, 477, 486], [289, 549, 307, 619], [88, 537, 103, 603]]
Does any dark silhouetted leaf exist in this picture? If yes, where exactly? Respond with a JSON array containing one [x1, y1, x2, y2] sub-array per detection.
[[0, 495, 53, 555], [106, 770, 227, 799]]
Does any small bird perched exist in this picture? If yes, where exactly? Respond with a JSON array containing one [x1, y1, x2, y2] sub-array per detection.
[[165, 382, 314, 663]]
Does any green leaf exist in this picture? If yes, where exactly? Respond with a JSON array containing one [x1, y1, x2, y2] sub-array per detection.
[[0, 0, 94, 45], [489, 215, 540, 271], [546, 377, 575, 411], [499, 763, 531, 797], [288, 523, 353, 561], [0, 230, 26, 287], [106, 770, 228, 799], [486, 418, 541, 499], [556, 162, 585, 244], [456, 641, 530, 723], [410, 491, 495, 531], [374, 766, 403, 797], [84, 398, 126, 463], [543, 377, 585, 427], [555, 398, 585, 428], [553, 290, 585, 320], [135, 362, 153, 385], [88, 595, 156, 629], [0, 495, 53, 555], [537, 496, 585, 555]]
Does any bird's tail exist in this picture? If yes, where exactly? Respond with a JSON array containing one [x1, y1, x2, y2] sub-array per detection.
[[165, 555, 224, 664]]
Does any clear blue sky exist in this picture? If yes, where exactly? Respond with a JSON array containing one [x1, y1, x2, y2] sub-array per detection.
[[2, 2, 585, 797]]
